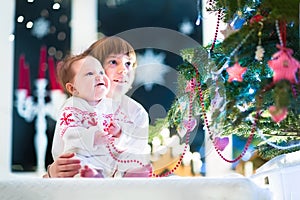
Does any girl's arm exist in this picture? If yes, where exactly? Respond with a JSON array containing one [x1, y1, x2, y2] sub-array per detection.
[[43, 152, 81, 178]]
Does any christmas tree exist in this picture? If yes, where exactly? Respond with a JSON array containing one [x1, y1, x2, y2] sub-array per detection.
[[150, 0, 300, 162]]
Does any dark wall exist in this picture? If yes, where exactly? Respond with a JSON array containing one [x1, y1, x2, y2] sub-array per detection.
[[12, 0, 71, 171]]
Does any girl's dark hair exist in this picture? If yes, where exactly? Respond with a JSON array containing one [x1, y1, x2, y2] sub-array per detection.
[[83, 36, 137, 68]]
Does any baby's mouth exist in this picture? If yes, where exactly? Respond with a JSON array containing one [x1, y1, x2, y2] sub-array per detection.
[[95, 82, 105, 87]]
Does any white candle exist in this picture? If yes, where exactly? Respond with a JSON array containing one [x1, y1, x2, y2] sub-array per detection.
[[192, 152, 202, 175], [151, 136, 161, 154], [244, 161, 254, 177]]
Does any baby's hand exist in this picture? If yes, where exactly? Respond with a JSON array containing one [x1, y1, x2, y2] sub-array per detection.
[[94, 131, 111, 145], [123, 164, 153, 178], [108, 121, 121, 138], [80, 165, 104, 178]]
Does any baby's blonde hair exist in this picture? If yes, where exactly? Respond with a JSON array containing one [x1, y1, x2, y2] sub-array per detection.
[[56, 53, 87, 95]]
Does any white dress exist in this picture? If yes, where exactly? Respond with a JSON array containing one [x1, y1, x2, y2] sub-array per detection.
[[52, 95, 150, 177], [101, 96, 150, 173]]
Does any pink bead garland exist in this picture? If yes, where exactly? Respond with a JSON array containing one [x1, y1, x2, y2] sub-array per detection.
[[193, 63, 255, 163], [210, 9, 222, 52], [104, 87, 195, 177]]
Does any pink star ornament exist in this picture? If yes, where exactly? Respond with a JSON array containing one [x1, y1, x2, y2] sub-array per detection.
[[226, 62, 247, 82], [268, 45, 300, 84], [269, 105, 288, 123]]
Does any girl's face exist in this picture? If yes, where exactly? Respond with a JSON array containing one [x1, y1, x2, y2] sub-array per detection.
[[103, 53, 135, 97], [70, 56, 110, 105]]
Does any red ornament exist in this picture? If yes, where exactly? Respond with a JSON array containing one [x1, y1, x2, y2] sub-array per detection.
[[268, 45, 300, 83], [249, 14, 264, 24], [226, 62, 247, 82]]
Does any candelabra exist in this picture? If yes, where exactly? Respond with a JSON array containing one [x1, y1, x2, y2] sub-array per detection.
[[16, 78, 66, 175]]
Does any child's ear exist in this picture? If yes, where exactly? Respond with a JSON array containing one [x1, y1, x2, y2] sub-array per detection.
[[65, 82, 77, 95]]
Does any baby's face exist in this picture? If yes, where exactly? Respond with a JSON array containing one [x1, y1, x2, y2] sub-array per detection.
[[73, 56, 110, 104], [103, 53, 135, 97]]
